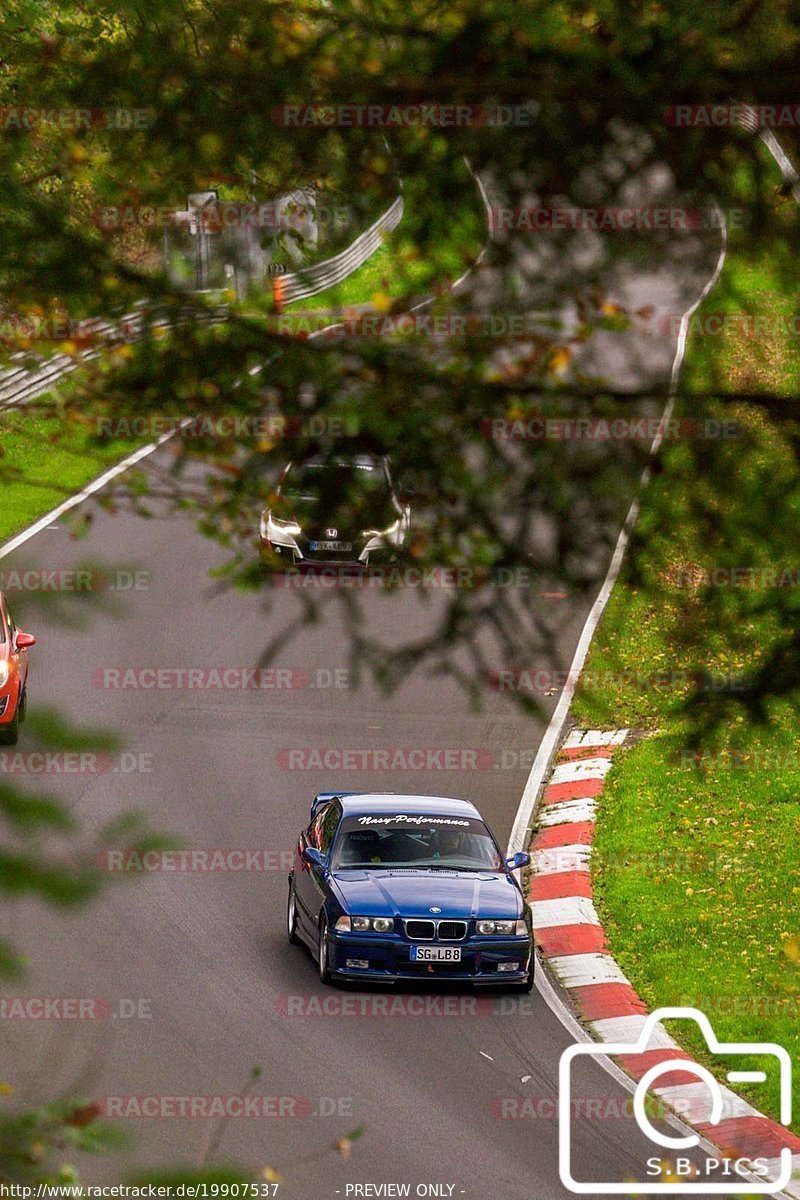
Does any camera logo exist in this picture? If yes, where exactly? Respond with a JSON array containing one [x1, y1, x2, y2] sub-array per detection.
[[559, 1006, 793, 1194]]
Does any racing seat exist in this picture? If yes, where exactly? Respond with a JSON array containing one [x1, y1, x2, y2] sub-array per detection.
[[339, 830, 382, 865]]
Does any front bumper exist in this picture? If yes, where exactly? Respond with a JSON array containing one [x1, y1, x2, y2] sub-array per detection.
[[328, 932, 532, 984], [262, 537, 366, 567], [262, 542, 402, 568]]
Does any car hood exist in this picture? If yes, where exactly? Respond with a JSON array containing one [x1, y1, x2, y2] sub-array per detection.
[[278, 492, 398, 536], [330, 869, 523, 920]]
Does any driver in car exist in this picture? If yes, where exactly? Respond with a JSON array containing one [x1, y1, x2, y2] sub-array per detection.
[[431, 828, 468, 860]]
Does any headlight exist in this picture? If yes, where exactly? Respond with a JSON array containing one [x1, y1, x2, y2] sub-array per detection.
[[0, 660, 9, 689], [477, 918, 527, 936], [350, 916, 394, 933], [334, 915, 351, 932], [262, 510, 301, 538], [360, 518, 403, 544]]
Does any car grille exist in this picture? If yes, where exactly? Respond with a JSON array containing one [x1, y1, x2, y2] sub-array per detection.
[[403, 919, 468, 941], [0, 696, 7, 717], [405, 920, 435, 940], [437, 920, 467, 941]]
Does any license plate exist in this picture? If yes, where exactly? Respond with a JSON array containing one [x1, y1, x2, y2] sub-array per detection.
[[410, 945, 462, 962], [310, 540, 353, 552]]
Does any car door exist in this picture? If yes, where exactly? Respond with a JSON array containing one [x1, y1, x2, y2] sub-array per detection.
[[5, 605, 25, 695], [294, 800, 341, 934]]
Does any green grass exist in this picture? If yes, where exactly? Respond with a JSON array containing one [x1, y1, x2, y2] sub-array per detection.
[[285, 173, 485, 314], [0, 405, 144, 543], [593, 728, 800, 1130], [286, 238, 438, 312], [571, 211, 800, 1129]]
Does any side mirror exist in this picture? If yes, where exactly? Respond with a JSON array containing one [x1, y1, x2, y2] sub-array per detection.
[[16, 631, 36, 650], [506, 851, 530, 872], [302, 846, 327, 870]]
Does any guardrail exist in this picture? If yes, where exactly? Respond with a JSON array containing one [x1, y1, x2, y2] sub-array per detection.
[[272, 195, 404, 308], [0, 196, 404, 409], [733, 104, 800, 201], [0, 315, 143, 410], [0, 308, 231, 412]]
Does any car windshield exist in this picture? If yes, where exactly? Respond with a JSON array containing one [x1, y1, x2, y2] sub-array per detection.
[[283, 459, 389, 502], [275, 457, 394, 530], [330, 814, 504, 872]]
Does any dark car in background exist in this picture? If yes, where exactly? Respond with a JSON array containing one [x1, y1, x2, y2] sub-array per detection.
[[260, 453, 410, 566]]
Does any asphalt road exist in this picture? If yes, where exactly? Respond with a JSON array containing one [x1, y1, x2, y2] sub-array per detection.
[[1, 206, 727, 1197]]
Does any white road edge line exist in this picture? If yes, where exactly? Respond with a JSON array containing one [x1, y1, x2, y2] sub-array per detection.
[[0, 305, 349, 561], [506, 204, 786, 1180], [0, 426, 185, 563], [507, 209, 729, 1068], [507, 210, 728, 860], [520, 142, 799, 1196], [510, 200, 793, 1200]]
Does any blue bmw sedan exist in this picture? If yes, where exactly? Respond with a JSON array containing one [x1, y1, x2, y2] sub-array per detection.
[[287, 793, 534, 991]]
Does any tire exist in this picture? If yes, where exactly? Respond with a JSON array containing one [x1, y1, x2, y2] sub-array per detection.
[[18, 686, 27, 722], [317, 914, 333, 986], [287, 877, 301, 946]]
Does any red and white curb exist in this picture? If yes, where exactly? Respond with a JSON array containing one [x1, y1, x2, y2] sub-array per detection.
[[527, 727, 800, 1194]]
